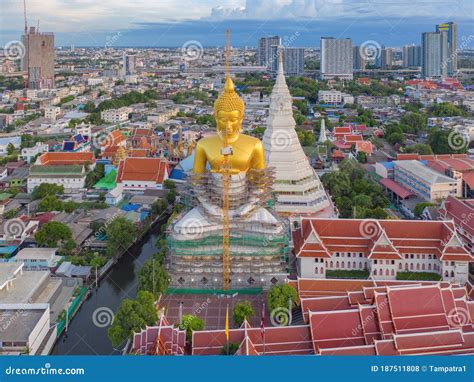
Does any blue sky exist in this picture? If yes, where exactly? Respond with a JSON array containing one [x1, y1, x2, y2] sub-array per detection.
[[1, 0, 473, 47]]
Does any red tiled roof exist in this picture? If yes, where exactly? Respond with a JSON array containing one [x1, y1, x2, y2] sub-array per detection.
[[292, 218, 471, 263], [355, 141, 374, 155], [379, 178, 414, 199], [463, 172, 474, 189], [38, 152, 96, 166], [116, 157, 168, 184]]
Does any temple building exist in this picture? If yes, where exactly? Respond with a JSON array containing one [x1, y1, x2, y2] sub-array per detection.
[[293, 218, 472, 283], [262, 52, 331, 216], [166, 67, 288, 291], [131, 279, 474, 356]]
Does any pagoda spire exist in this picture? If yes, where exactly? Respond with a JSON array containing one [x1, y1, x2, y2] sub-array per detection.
[[318, 119, 327, 143]]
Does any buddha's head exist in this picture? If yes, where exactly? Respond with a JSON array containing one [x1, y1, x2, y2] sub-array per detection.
[[214, 76, 245, 143]]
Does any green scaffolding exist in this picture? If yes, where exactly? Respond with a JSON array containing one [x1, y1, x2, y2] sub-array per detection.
[[167, 234, 289, 259]]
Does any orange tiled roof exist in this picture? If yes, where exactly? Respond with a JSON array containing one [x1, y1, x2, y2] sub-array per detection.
[[116, 157, 168, 184], [38, 152, 96, 166]]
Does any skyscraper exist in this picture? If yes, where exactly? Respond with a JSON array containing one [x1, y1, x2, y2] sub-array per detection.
[[320, 37, 353, 80], [422, 31, 448, 78], [436, 22, 457, 76], [403, 45, 421, 67], [257, 36, 280, 66], [122, 52, 136, 76], [421, 22, 457, 78], [380, 47, 393, 69], [21, 27, 55, 89], [353, 46, 367, 70], [269, 46, 305, 76]]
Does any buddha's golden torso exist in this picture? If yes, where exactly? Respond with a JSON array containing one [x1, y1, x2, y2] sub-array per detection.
[[193, 134, 265, 174]]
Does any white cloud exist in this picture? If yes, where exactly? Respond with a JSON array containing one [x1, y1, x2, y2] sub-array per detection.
[[0, 0, 471, 34], [209, 0, 472, 20]]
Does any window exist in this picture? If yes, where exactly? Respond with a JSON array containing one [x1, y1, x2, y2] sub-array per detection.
[[391, 260, 395, 265], [374, 269, 377, 276], [315, 267, 318, 274], [451, 271, 455, 277], [391, 269, 395, 276], [374, 260, 378, 264]]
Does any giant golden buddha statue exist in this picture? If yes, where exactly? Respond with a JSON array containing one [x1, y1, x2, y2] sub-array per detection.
[[166, 60, 288, 291], [193, 77, 265, 175]]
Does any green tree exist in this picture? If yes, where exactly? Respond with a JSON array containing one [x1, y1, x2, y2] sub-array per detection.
[[428, 128, 468, 154], [137, 258, 170, 298], [414, 202, 434, 217], [232, 301, 255, 326], [31, 183, 64, 200], [267, 284, 297, 312], [6, 143, 15, 155], [179, 314, 205, 342], [404, 144, 433, 155], [35, 221, 73, 247], [37, 195, 64, 212], [429, 102, 467, 117], [108, 291, 158, 348], [221, 343, 240, 355], [106, 216, 136, 255]]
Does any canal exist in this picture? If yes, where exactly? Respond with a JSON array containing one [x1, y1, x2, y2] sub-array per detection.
[[52, 223, 163, 355]]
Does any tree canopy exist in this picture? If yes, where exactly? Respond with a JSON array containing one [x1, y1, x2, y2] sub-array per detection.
[[179, 314, 205, 342], [267, 284, 297, 312], [105, 216, 137, 256], [232, 301, 256, 326], [108, 291, 158, 348], [35, 221, 73, 247]]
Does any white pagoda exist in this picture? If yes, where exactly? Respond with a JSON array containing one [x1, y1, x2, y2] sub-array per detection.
[[262, 51, 332, 216]]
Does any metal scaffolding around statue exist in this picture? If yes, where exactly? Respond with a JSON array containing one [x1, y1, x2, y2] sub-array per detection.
[[166, 32, 289, 291]]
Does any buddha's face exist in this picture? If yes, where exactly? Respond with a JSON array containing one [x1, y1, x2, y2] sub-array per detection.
[[215, 110, 242, 142]]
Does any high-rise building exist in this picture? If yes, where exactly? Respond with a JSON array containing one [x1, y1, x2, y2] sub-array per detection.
[[436, 22, 457, 76], [402, 44, 421, 67], [21, 27, 55, 89], [421, 22, 457, 78], [269, 46, 305, 76], [257, 36, 280, 66], [352, 46, 367, 70], [320, 37, 353, 80], [122, 52, 136, 76], [422, 31, 448, 78], [379, 47, 393, 69]]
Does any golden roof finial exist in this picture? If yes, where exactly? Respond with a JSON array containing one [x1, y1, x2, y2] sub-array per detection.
[[214, 29, 245, 117]]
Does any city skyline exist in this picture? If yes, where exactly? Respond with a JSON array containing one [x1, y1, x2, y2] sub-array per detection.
[[1, 0, 473, 47]]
